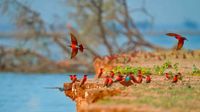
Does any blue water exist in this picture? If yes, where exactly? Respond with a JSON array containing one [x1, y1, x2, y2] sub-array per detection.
[[0, 73, 92, 112]]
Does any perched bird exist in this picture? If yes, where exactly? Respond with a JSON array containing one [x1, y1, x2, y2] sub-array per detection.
[[72, 75, 77, 83], [110, 71, 115, 78], [114, 74, 123, 82], [69, 75, 74, 81], [129, 73, 138, 83], [137, 75, 143, 83], [79, 75, 87, 87], [166, 33, 188, 50], [146, 75, 151, 83], [137, 70, 144, 83], [67, 33, 85, 59], [172, 75, 178, 83], [97, 68, 103, 79], [103, 76, 109, 87], [107, 77, 113, 87], [165, 73, 171, 79]]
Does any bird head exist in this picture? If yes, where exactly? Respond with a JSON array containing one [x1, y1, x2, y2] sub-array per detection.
[[84, 75, 87, 77], [182, 37, 188, 41]]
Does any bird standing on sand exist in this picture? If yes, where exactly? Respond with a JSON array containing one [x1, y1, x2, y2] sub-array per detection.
[[103, 76, 109, 87], [146, 75, 151, 83], [165, 73, 171, 80], [110, 71, 115, 78], [107, 77, 113, 87], [72, 75, 77, 83], [114, 74, 123, 82], [129, 73, 138, 83], [70, 75, 74, 81], [137, 70, 143, 83], [97, 68, 103, 79], [166, 33, 188, 50], [79, 75, 87, 87], [172, 74, 178, 83], [67, 33, 85, 59]]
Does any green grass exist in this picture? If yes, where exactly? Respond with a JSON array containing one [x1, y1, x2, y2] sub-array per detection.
[[97, 80, 200, 112]]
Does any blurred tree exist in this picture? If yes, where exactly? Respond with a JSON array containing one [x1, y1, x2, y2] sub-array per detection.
[[0, 0, 163, 72]]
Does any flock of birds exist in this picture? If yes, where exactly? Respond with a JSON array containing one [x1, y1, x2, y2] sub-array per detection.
[[46, 32, 187, 91], [67, 32, 188, 59], [68, 69, 182, 88]]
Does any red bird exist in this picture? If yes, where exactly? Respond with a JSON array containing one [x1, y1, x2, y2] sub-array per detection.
[[114, 74, 123, 82], [72, 75, 77, 83], [129, 73, 138, 83], [146, 75, 151, 83], [103, 76, 109, 87], [166, 33, 188, 50], [172, 75, 178, 83], [97, 68, 103, 79], [67, 33, 85, 59], [107, 77, 113, 87], [69, 75, 74, 81], [79, 75, 87, 87], [110, 71, 115, 78], [137, 75, 143, 83], [137, 70, 144, 83], [165, 73, 171, 80]]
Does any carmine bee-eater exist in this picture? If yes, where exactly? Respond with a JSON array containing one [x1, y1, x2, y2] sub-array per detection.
[[79, 75, 87, 87], [172, 74, 178, 83], [69, 75, 74, 81], [97, 68, 103, 79], [137, 70, 144, 83], [107, 77, 113, 87], [114, 74, 123, 82], [129, 73, 138, 83], [165, 73, 171, 80], [67, 33, 86, 59], [72, 75, 77, 83], [166, 33, 188, 50], [146, 75, 151, 83], [103, 76, 109, 87], [110, 71, 115, 78]]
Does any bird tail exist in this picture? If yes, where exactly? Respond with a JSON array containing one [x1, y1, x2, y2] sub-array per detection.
[[79, 44, 84, 52]]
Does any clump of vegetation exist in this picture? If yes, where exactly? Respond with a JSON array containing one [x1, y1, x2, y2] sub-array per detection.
[[192, 64, 200, 76], [153, 61, 179, 75], [112, 61, 180, 76], [112, 66, 151, 76]]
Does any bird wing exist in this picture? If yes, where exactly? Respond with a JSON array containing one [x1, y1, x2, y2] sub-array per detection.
[[177, 39, 184, 50], [71, 48, 78, 59], [166, 33, 182, 39], [166, 33, 181, 37], [70, 33, 78, 45]]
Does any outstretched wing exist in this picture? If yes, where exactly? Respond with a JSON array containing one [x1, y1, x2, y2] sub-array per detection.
[[70, 33, 78, 45], [177, 39, 184, 50], [166, 33, 182, 39], [166, 33, 181, 37], [71, 48, 78, 59]]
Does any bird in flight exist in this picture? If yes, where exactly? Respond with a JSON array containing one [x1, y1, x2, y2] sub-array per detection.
[[166, 33, 188, 50], [67, 33, 85, 59]]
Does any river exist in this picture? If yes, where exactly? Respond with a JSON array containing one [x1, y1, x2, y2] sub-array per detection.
[[0, 72, 93, 112]]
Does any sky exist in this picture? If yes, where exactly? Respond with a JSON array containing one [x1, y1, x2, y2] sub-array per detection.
[[0, 0, 199, 56], [1, 0, 200, 27]]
